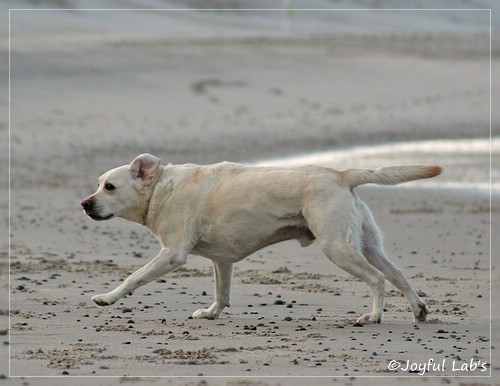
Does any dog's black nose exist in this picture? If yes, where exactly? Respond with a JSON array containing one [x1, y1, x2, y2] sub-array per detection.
[[81, 199, 93, 211]]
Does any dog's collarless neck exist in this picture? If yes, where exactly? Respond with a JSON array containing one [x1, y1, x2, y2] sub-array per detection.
[[142, 168, 165, 226], [143, 168, 174, 227]]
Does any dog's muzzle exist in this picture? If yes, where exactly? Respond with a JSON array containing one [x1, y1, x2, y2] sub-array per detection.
[[81, 198, 113, 221]]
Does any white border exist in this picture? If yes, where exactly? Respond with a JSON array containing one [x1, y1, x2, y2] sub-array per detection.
[[8, 7, 492, 380]]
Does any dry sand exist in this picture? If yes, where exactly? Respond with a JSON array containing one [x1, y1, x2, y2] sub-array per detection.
[[1, 3, 499, 386]]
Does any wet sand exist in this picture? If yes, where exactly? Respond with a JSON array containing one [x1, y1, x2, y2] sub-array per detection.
[[7, 187, 495, 378], [1, 3, 499, 386]]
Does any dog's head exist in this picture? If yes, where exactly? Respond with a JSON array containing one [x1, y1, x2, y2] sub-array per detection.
[[81, 154, 161, 224]]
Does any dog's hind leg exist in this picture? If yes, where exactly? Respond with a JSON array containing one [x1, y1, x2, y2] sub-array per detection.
[[323, 244, 386, 323], [192, 262, 233, 319], [308, 203, 386, 323], [360, 204, 428, 322]]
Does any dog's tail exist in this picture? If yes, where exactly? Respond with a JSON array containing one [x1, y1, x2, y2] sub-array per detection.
[[342, 165, 442, 189]]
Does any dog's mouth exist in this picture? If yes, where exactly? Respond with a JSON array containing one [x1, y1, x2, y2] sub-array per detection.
[[86, 212, 114, 221]]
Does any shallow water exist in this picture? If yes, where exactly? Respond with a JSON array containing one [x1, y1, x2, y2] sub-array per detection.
[[253, 137, 499, 193]]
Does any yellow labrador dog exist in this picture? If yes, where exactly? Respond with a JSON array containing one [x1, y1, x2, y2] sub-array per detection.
[[81, 154, 441, 323]]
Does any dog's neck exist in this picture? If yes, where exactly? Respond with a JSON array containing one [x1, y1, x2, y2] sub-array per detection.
[[142, 167, 171, 227]]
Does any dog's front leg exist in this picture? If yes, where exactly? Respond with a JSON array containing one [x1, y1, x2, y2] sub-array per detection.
[[92, 248, 187, 306], [192, 262, 233, 319]]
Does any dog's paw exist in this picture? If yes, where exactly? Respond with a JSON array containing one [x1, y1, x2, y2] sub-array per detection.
[[192, 306, 221, 320], [92, 294, 114, 306], [356, 312, 382, 324], [413, 302, 428, 323]]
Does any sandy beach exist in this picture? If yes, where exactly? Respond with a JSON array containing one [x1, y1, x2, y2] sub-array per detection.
[[1, 1, 499, 385]]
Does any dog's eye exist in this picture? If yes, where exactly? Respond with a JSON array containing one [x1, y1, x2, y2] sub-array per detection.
[[104, 183, 116, 191]]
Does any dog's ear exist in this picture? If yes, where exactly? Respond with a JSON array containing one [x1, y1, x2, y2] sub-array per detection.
[[130, 154, 161, 186]]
